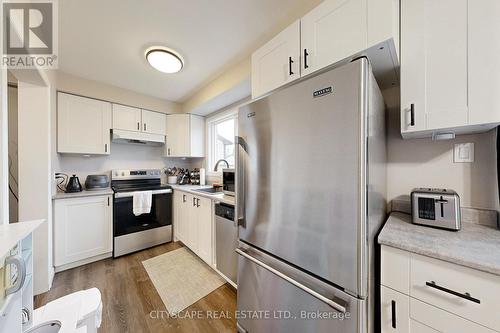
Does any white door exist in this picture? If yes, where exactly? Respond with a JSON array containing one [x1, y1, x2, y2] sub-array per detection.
[[380, 286, 410, 333], [166, 114, 190, 157], [189, 115, 205, 158], [301, 0, 367, 77], [57, 93, 111, 155], [175, 191, 189, 243], [54, 195, 112, 267], [196, 196, 212, 265], [185, 194, 197, 251], [112, 104, 141, 132], [468, 0, 500, 125], [400, 0, 468, 133], [142, 110, 166, 135], [409, 298, 496, 333], [251, 20, 300, 98], [173, 191, 182, 241]]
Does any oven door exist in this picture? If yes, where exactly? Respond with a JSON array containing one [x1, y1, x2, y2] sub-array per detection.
[[113, 189, 173, 237]]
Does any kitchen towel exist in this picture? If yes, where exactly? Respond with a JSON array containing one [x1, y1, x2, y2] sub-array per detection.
[[133, 191, 152, 216]]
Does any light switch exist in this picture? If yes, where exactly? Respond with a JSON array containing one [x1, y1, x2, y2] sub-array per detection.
[[454, 143, 474, 163]]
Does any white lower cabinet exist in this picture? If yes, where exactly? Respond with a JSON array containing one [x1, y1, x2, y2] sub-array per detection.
[[54, 195, 113, 270], [381, 245, 500, 333], [410, 298, 496, 333], [174, 191, 213, 266], [381, 286, 409, 333]]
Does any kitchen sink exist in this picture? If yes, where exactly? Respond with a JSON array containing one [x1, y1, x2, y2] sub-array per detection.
[[193, 187, 221, 195]]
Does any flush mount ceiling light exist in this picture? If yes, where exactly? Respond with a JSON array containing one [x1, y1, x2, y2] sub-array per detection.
[[145, 46, 184, 73]]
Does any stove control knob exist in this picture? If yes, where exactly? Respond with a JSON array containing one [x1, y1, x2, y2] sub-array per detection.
[[121, 172, 125, 176]]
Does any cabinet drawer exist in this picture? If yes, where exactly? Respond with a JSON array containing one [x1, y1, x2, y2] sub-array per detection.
[[381, 245, 410, 294], [410, 253, 500, 331], [381, 286, 409, 333], [410, 297, 496, 333]]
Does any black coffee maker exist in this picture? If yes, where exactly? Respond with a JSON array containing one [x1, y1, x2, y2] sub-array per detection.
[[66, 175, 83, 193]]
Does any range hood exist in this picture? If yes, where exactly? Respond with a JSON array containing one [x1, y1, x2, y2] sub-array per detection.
[[112, 129, 165, 146]]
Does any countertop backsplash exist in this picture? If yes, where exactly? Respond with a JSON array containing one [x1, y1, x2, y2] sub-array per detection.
[[390, 195, 499, 228]]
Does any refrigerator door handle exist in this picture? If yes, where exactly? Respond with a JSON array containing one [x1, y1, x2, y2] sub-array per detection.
[[236, 248, 347, 314], [235, 136, 247, 227]]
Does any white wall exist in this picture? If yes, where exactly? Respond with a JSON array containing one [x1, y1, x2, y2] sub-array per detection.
[[0, 2, 8, 224], [384, 87, 499, 211], [57, 144, 200, 186], [57, 71, 181, 114], [17, 78, 53, 295]]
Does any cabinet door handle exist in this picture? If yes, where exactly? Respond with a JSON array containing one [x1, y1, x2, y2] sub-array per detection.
[[304, 49, 309, 69], [183, 194, 186, 202], [391, 300, 396, 329], [196, 198, 200, 207], [137, 122, 140, 130], [288, 57, 294, 76], [144, 123, 147, 131], [168, 148, 171, 156], [193, 197, 196, 206], [425, 281, 480, 304], [410, 104, 415, 126], [107, 197, 110, 206], [105, 143, 108, 153], [5, 255, 26, 295]]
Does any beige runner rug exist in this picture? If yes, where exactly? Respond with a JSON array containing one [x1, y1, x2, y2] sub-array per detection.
[[142, 247, 226, 314]]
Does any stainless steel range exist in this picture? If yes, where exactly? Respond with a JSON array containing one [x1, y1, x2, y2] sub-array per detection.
[[111, 169, 172, 257]]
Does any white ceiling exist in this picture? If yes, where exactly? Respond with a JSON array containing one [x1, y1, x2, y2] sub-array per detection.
[[58, 0, 313, 103]]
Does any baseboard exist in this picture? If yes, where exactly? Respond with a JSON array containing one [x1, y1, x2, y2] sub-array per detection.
[[54, 252, 112, 273]]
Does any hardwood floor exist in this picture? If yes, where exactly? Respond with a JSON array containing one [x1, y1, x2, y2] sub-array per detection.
[[35, 242, 237, 333]]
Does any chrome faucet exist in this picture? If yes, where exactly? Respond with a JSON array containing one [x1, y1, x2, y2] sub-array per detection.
[[214, 159, 229, 172]]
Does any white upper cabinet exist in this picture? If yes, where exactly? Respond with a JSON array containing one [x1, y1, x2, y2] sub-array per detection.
[[112, 104, 166, 135], [401, 0, 500, 138], [251, 20, 300, 98], [301, 0, 367, 77], [57, 92, 111, 155], [112, 104, 142, 132], [468, 0, 500, 126], [251, 0, 399, 99], [165, 114, 204, 158], [142, 109, 167, 135], [401, 0, 468, 135]]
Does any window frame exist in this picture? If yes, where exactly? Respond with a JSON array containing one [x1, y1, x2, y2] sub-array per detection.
[[206, 109, 238, 176]]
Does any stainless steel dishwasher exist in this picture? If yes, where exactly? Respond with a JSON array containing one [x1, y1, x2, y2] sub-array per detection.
[[215, 202, 238, 284]]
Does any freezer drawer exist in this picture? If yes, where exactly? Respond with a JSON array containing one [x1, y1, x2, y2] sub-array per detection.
[[236, 244, 362, 333]]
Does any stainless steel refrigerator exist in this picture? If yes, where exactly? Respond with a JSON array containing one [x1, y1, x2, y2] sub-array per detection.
[[235, 58, 386, 333]]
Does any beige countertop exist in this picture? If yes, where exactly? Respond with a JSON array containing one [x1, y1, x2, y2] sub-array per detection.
[[0, 220, 44, 258], [378, 212, 500, 276], [170, 184, 235, 206], [52, 188, 114, 200]]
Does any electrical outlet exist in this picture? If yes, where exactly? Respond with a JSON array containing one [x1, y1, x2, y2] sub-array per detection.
[[454, 143, 474, 163]]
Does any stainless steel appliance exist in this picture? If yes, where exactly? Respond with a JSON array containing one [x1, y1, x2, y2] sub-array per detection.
[[215, 202, 237, 284], [411, 188, 461, 231], [222, 169, 235, 196], [111, 169, 172, 257], [84, 174, 109, 191], [235, 59, 386, 333]]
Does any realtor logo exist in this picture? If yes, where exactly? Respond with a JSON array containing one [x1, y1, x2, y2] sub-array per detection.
[[2, 0, 58, 69]]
